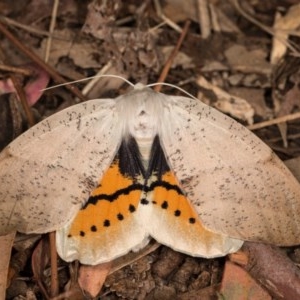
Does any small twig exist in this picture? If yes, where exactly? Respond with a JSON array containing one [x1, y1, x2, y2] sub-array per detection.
[[0, 16, 65, 40], [268, 132, 300, 143], [247, 111, 300, 130], [154, 20, 191, 92], [153, 0, 182, 33], [49, 232, 59, 297], [0, 22, 86, 102], [81, 61, 113, 96], [10, 75, 35, 127], [197, 0, 211, 39], [0, 63, 33, 76], [44, 0, 59, 63]]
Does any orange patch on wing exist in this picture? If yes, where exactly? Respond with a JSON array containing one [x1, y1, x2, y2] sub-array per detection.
[[152, 171, 217, 239], [153, 171, 199, 222], [68, 159, 142, 238]]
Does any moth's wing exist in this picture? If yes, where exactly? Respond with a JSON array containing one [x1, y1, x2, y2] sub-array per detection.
[[56, 139, 150, 264], [0, 99, 121, 235], [159, 95, 300, 246], [140, 169, 243, 258]]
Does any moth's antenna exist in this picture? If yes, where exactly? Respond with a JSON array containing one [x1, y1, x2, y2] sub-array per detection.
[[42, 75, 134, 92], [147, 82, 197, 100]]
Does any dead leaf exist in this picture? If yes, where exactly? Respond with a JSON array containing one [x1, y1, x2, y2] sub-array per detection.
[[31, 237, 51, 299], [0, 232, 16, 299], [241, 242, 300, 299], [196, 75, 255, 124], [271, 4, 300, 64], [78, 262, 112, 298], [220, 260, 271, 300]]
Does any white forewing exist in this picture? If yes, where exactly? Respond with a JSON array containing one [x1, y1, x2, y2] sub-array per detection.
[[0, 99, 121, 235], [158, 93, 300, 245]]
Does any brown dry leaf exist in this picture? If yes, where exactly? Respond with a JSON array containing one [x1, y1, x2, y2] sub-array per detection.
[[0, 94, 23, 150], [37, 29, 104, 69], [196, 75, 255, 124], [224, 44, 271, 80], [220, 260, 271, 300], [285, 156, 300, 181], [14, 0, 79, 30], [271, 4, 300, 64], [160, 46, 193, 69], [163, 0, 198, 22], [164, 0, 240, 34], [275, 80, 300, 147], [242, 242, 300, 299], [0, 231, 15, 299], [31, 237, 51, 298], [82, 0, 122, 40], [278, 83, 300, 117], [78, 262, 112, 298], [228, 87, 271, 119]]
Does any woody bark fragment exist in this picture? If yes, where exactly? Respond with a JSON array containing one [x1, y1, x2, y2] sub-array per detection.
[[242, 242, 300, 299]]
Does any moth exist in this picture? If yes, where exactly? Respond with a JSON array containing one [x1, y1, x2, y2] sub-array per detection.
[[1, 83, 300, 265]]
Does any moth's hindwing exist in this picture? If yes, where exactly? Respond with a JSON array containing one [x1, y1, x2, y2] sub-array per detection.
[[57, 136, 243, 264], [56, 137, 149, 264], [138, 136, 243, 260], [159, 93, 300, 246]]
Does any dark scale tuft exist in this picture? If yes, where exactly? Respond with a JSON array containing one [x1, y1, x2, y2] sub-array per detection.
[[129, 204, 136, 212], [141, 198, 149, 205], [161, 201, 168, 209], [91, 225, 97, 232], [189, 218, 196, 224], [117, 213, 124, 220], [103, 219, 110, 227], [174, 210, 181, 217]]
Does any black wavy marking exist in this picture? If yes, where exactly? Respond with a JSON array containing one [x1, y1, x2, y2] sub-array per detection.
[[82, 135, 184, 209], [84, 183, 144, 207], [83, 178, 183, 208], [149, 180, 183, 195]]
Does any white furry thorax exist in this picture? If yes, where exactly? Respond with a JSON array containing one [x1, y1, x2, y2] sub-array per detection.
[[116, 85, 171, 160]]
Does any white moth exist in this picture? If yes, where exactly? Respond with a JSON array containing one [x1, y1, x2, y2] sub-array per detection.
[[0, 83, 300, 265]]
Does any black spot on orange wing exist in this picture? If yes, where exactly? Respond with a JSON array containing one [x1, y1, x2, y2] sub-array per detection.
[[146, 136, 202, 226], [103, 220, 110, 227], [117, 213, 124, 220], [141, 198, 149, 205], [151, 172, 200, 225], [91, 225, 97, 232], [161, 201, 168, 209], [68, 137, 145, 239], [174, 210, 181, 216]]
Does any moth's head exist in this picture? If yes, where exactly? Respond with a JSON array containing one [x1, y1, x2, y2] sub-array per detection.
[[116, 85, 167, 142]]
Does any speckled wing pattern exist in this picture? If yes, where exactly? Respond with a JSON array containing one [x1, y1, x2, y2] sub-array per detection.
[[57, 135, 242, 264], [158, 93, 300, 245], [1, 84, 300, 265], [0, 99, 121, 234]]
